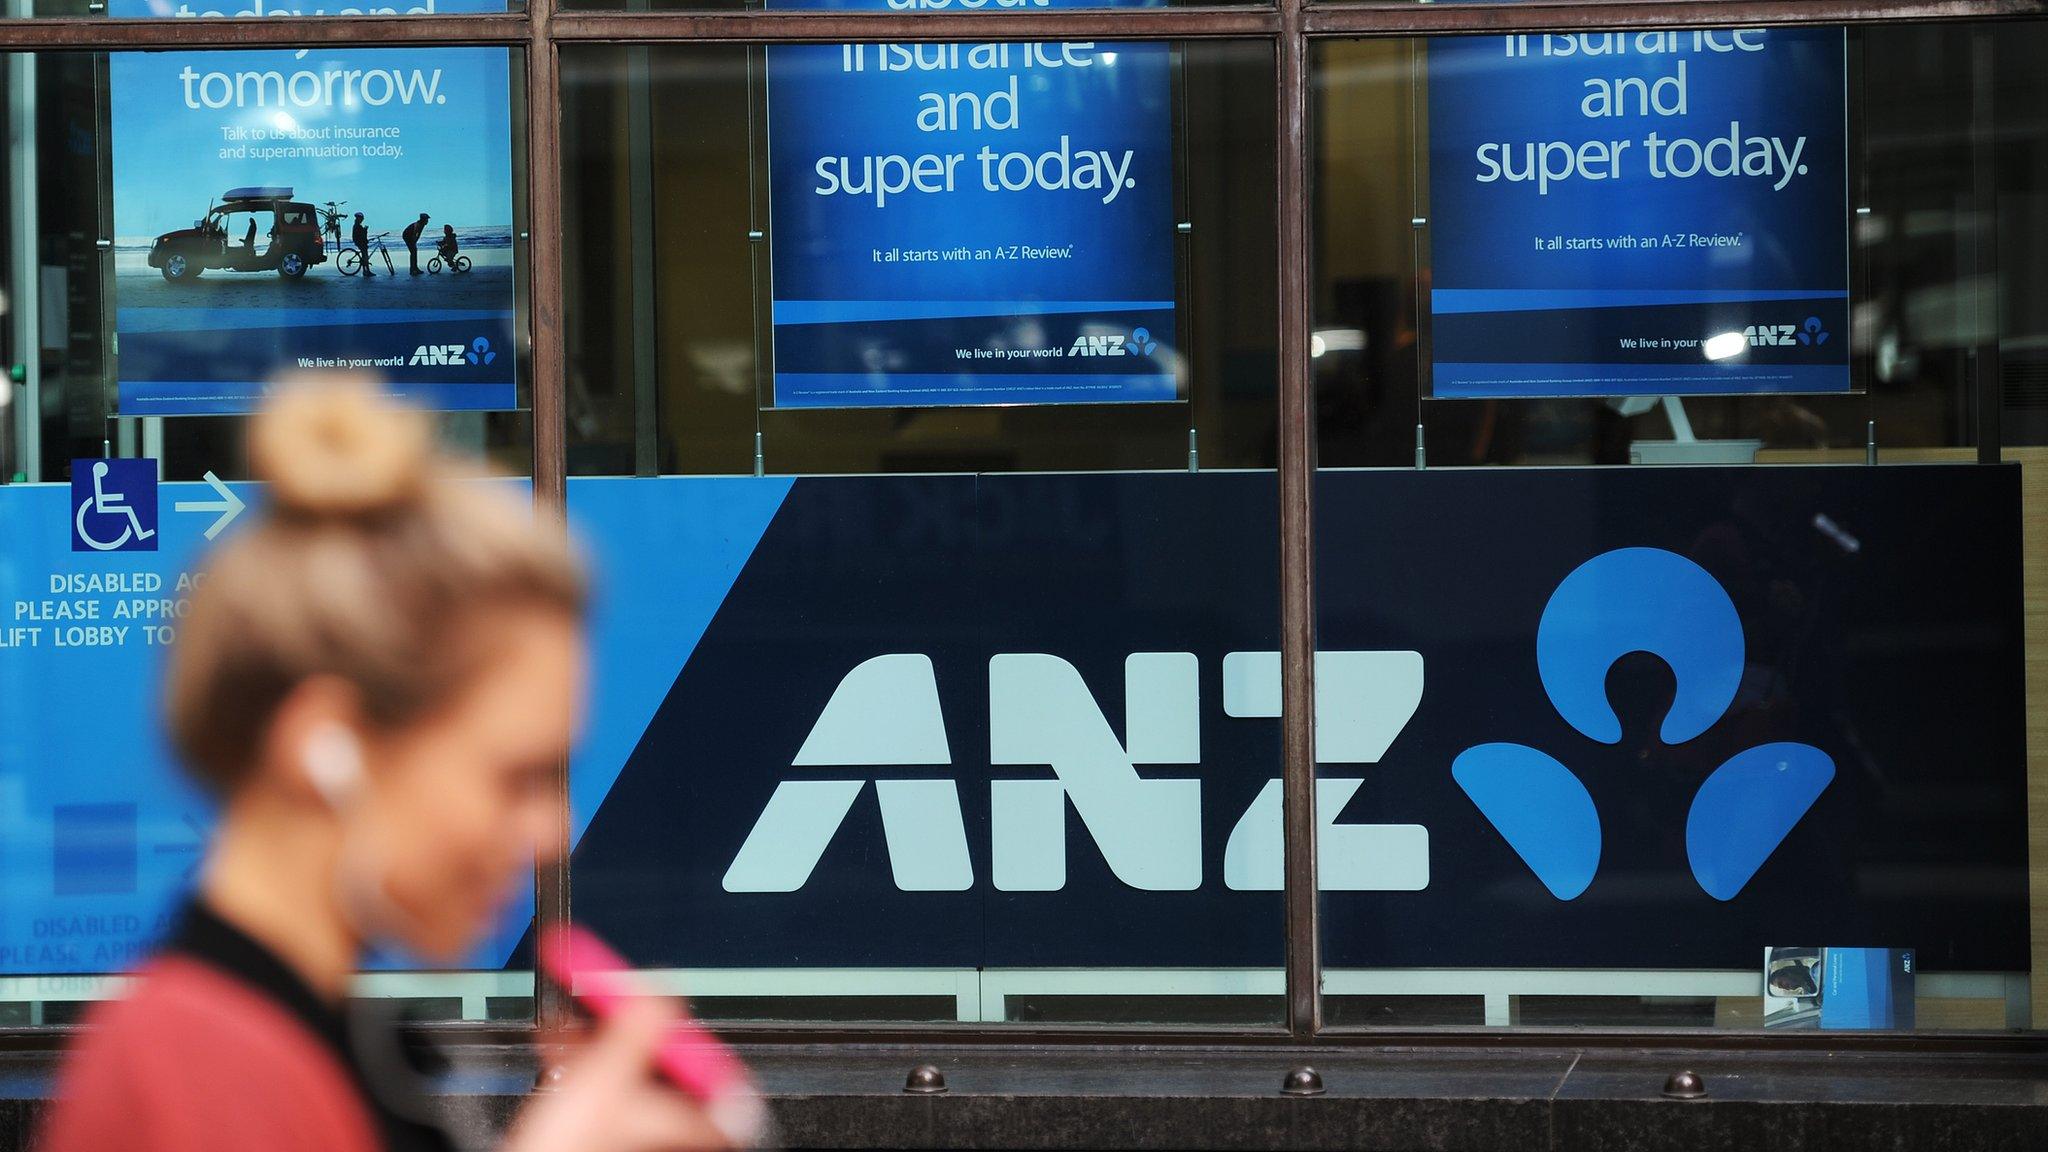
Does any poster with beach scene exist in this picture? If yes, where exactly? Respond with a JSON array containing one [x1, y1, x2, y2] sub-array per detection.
[[107, 26, 516, 415]]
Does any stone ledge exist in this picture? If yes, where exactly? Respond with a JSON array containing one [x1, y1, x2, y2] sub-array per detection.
[[1, 1043, 2045, 1151]]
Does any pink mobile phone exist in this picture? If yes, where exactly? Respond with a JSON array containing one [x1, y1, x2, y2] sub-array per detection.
[[538, 924, 769, 1147]]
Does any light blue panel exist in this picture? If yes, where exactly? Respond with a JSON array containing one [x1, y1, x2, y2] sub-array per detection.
[[565, 476, 795, 850], [114, 308, 515, 334], [1434, 363, 1850, 398], [775, 299, 1178, 326], [1432, 289, 1851, 315], [0, 475, 795, 973], [0, 481, 231, 972]]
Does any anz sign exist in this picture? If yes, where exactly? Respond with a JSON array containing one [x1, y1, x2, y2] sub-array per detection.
[[723, 650, 1429, 895], [560, 469, 2026, 970], [724, 548, 1840, 906], [1744, 316, 1831, 348], [408, 343, 469, 366]]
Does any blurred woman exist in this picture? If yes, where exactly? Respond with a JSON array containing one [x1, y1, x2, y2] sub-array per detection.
[[40, 380, 722, 1152]]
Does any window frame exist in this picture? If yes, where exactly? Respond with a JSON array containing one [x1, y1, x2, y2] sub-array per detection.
[[0, 0, 2041, 1050]]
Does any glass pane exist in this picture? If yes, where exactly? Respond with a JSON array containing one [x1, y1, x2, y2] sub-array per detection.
[[0, 46, 534, 1025], [1310, 21, 2047, 1032], [562, 39, 1282, 1025]]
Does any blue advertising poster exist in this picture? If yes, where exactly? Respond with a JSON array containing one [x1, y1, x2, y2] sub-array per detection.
[[765, 3, 1180, 408], [1427, 29, 1850, 397], [107, 3, 517, 416]]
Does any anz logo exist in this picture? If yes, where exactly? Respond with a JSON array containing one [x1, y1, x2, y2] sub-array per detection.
[[1744, 316, 1831, 348], [1453, 548, 1833, 903], [1068, 327, 1161, 358], [409, 343, 469, 366], [725, 548, 1834, 903], [409, 336, 499, 367], [724, 650, 1429, 895], [1068, 334, 1127, 357]]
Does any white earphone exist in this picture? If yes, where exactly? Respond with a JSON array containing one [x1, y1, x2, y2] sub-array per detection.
[[302, 723, 365, 809], [302, 722, 430, 943]]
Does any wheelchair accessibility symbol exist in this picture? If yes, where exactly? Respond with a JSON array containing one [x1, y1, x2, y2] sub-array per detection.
[[71, 459, 158, 553]]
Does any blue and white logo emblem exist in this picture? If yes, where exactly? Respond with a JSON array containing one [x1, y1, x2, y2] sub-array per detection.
[[1452, 547, 1835, 902]]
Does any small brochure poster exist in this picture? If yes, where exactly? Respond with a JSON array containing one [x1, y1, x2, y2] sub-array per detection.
[[1765, 947, 1916, 1030], [107, 1, 518, 415]]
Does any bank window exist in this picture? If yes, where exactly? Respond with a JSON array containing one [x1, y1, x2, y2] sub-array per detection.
[[559, 38, 1286, 1025], [2, 0, 2045, 1050], [1310, 21, 2045, 1032], [0, 45, 534, 1024]]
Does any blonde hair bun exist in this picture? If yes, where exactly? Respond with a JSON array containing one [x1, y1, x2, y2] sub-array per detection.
[[169, 374, 584, 792], [248, 375, 434, 518]]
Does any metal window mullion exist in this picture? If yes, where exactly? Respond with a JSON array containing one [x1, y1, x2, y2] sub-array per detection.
[[6, 47, 38, 484], [0, 0, 2038, 49], [0, 13, 529, 49], [526, 0, 572, 1034], [1303, 0, 2045, 36], [0, 6, 1280, 49], [549, 7, 1279, 41], [1275, 0, 1319, 1042]]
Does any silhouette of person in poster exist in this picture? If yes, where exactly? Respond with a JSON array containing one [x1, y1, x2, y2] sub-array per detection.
[[403, 212, 429, 276], [352, 212, 375, 279]]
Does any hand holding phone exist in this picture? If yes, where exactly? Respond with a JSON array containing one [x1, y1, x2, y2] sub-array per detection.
[[504, 999, 732, 1152], [538, 925, 769, 1148]]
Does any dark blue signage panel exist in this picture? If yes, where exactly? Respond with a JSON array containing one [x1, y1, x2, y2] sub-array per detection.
[[1427, 29, 1851, 397], [0, 466, 2025, 975], [765, 2, 1180, 408], [107, 4, 517, 415], [567, 465, 2027, 972]]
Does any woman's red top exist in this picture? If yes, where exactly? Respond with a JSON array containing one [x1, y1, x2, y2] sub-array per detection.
[[38, 904, 456, 1152]]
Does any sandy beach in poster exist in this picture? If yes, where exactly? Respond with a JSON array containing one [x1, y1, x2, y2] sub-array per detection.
[[114, 237, 515, 315]]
